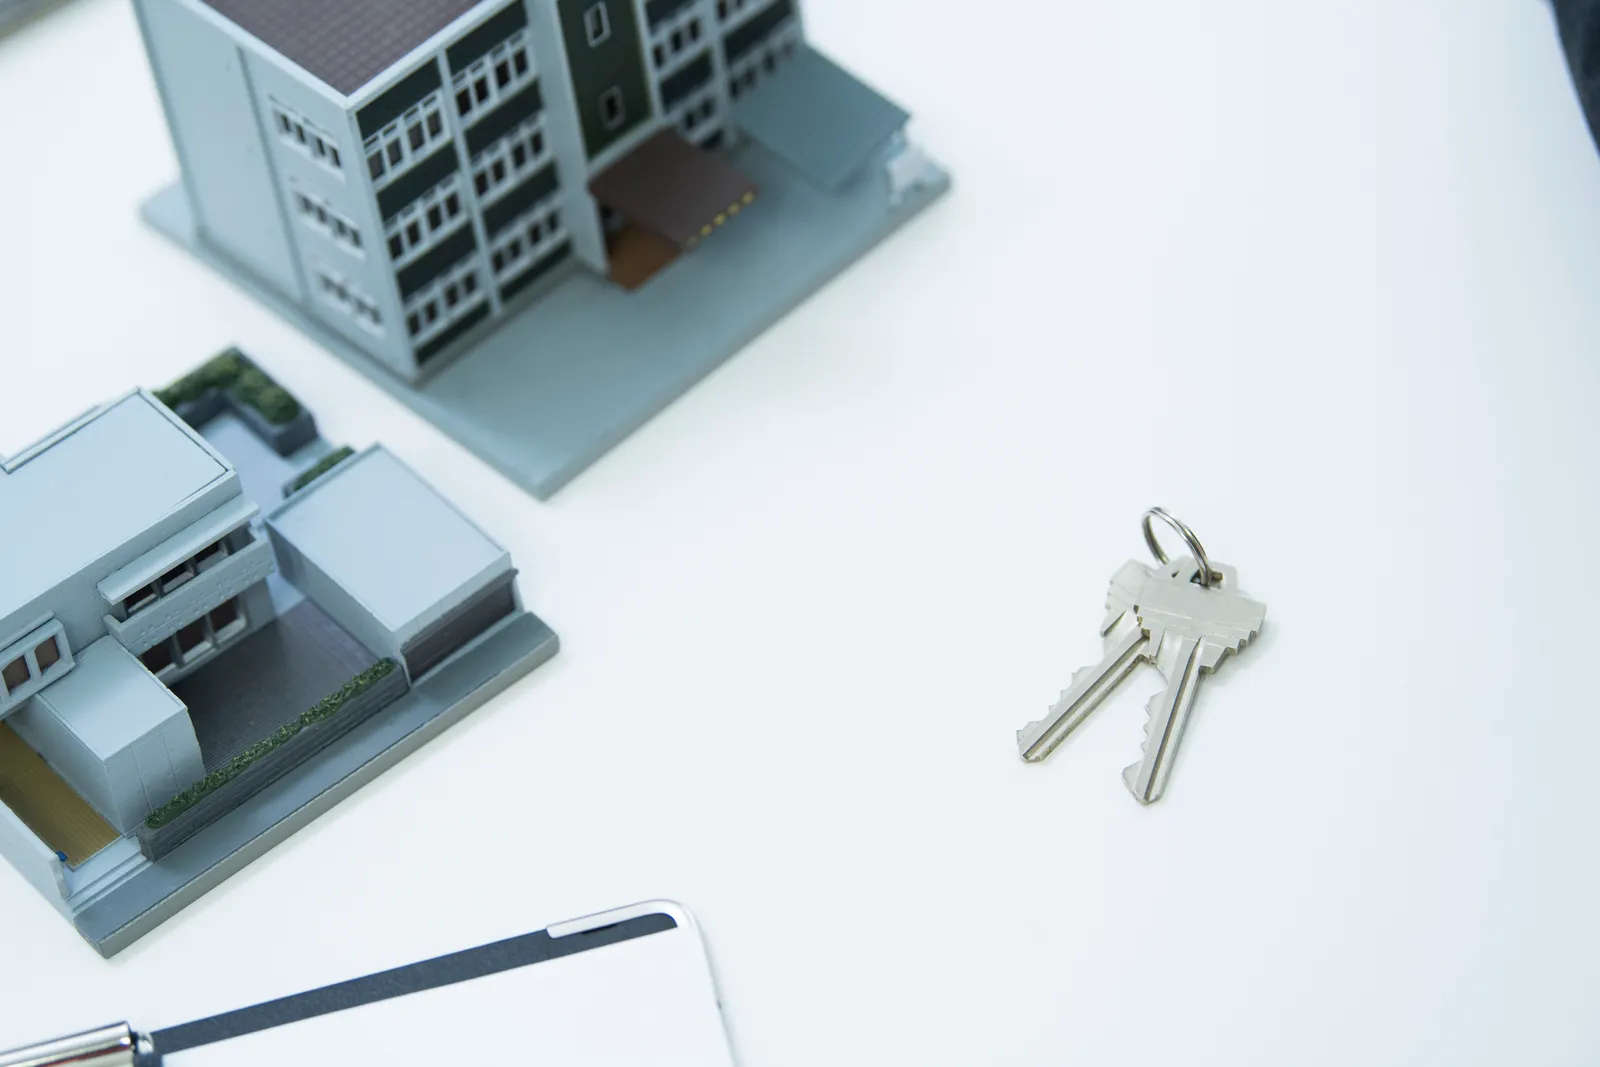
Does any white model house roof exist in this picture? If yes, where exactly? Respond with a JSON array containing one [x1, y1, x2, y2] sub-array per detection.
[[266, 445, 511, 639], [0, 391, 231, 619], [200, 0, 485, 95]]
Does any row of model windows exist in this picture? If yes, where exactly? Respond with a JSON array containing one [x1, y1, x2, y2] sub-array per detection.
[[727, 33, 799, 99], [316, 266, 384, 333], [676, 92, 718, 136], [293, 188, 364, 256], [139, 598, 246, 679], [472, 118, 549, 202], [121, 534, 244, 619], [365, 92, 450, 186], [405, 259, 484, 341], [454, 31, 534, 124], [387, 176, 466, 264], [272, 103, 344, 174], [1, 633, 63, 697], [489, 199, 563, 280], [650, 15, 703, 68]]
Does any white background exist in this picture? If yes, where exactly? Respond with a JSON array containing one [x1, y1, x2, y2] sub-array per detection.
[[1, 0, 1598, 1063]]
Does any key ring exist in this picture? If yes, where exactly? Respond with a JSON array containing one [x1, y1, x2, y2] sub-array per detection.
[[1141, 507, 1219, 588]]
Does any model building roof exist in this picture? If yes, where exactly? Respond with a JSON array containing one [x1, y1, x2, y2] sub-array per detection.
[[266, 446, 511, 640], [200, 0, 484, 96], [0, 392, 231, 622]]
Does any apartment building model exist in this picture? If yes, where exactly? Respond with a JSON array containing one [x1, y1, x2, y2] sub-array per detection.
[[0, 364, 557, 955], [139, 0, 949, 498]]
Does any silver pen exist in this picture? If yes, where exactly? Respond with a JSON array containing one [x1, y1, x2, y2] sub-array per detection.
[[0, 1023, 153, 1067]]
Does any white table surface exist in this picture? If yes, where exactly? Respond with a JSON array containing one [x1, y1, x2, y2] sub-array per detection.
[[3, 0, 1599, 1062]]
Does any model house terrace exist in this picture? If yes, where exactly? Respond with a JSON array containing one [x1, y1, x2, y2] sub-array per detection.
[[0, 355, 557, 955]]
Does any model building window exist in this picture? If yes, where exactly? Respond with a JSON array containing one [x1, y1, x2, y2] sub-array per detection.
[[209, 598, 245, 640], [140, 642, 174, 676], [585, 2, 611, 46], [176, 620, 210, 658], [160, 560, 194, 593], [600, 86, 625, 129], [270, 101, 344, 176], [364, 93, 449, 187], [34, 636, 61, 673], [195, 539, 228, 571], [1, 656, 28, 694], [123, 583, 158, 616]]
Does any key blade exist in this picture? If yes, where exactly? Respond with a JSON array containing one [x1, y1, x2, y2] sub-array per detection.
[[1122, 635, 1204, 804], [1018, 613, 1148, 762]]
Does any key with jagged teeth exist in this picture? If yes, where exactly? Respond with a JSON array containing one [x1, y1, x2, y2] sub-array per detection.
[[1016, 560, 1155, 762], [1120, 557, 1264, 804], [1016, 509, 1267, 804]]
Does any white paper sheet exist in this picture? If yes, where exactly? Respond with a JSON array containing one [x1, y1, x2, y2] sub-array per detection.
[[161, 905, 736, 1067]]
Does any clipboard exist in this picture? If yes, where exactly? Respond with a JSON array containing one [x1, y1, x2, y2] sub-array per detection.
[[0, 901, 738, 1066]]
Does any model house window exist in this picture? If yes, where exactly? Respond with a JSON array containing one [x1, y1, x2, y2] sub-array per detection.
[[124, 583, 158, 616], [141, 643, 174, 676], [292, 185, 365, 257], [1, 656, 28, 694], [209, 599, 245, 641], [487, 197, 564, 285], [34, 636, 61, 673], [452, 33, 535, 123], [363, 92, 450, 187], [160, 560, 195, 594], [270, 101, 345, 177], [385, 175, 468, 263], [600, 86, 625, 130], [403, 258, 486, 344], [651, 14, 703, 69], [585, 3, 611, 46], [137, 596, 248, 679], [314, 265, 385, 334], [469, 118, 549, 204]]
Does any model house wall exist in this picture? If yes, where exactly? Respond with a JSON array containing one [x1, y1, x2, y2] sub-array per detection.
[[0, 391, 277, 715], [266, 446, 520, 682]]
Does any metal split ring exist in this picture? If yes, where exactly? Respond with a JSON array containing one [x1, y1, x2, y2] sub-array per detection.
[[1142, 507, 1219, 588]]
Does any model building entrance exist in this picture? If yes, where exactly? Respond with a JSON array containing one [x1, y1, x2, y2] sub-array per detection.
[[589, 128, 757, 289]]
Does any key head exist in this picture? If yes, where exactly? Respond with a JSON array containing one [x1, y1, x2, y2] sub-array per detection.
[[1136, 557, 1265, 654]]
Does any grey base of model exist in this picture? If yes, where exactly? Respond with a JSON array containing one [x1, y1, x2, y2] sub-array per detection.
[[143, 139, 950, 499], [72, 612, 557, 956]]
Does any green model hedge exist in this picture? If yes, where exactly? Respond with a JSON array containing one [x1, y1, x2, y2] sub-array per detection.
[[154, 348, 302, 426], [145, 659, 398, 830], [288, 446, 356, 493]]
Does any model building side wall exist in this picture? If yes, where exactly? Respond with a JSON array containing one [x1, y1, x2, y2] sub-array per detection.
[[134, 0, 301, 297]]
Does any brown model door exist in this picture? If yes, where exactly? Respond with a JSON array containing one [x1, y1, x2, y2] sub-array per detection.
[[557, 0, 653, 160]]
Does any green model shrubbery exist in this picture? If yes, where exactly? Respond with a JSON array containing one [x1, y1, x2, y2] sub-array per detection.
[[154, 348, 302, 426], [145, 659, 399, 830], [288, 446, 356, 493]]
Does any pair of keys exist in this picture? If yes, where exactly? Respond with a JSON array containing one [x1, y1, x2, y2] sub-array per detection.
[[1017, 509, 1267, 805]]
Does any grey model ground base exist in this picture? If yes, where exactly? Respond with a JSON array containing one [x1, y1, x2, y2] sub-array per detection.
[[143, 138, 950, 499], [74, 612, 555, 955]]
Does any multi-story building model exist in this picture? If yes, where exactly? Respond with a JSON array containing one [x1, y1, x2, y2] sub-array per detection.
[[138, 0, 949, 498], [0, 361, 557, 955]]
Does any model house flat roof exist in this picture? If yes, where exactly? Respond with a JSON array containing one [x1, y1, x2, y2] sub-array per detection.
[[267, 446, 511, 637], [0, 392, 231, 619], [200, 0, 485, 96]]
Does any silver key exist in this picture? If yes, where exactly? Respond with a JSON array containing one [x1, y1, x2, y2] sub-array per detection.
[[1122, 558, 1265, 804], [1017, 560, 1154, 762], [1016, 509, 1267, 804]]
